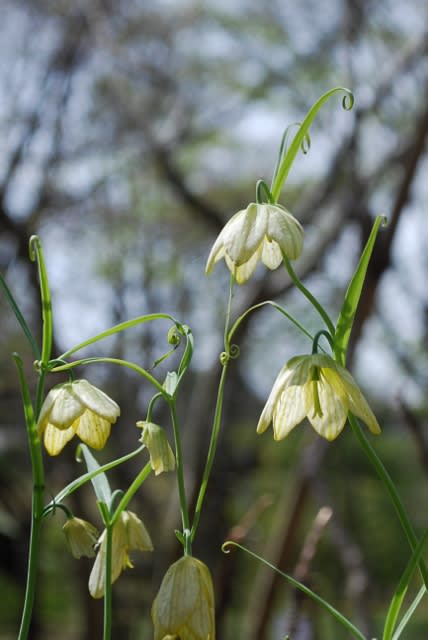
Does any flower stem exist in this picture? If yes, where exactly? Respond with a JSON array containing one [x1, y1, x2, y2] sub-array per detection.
[[190, 361, 229, 544], [282, 253, 335, 337], [169, 399, 191, 555], [110, 463, 152, 526], [14, 355, 45, 640], [103, 522, 113, 640], [190, 277, 234, 544], [349, 414, 428, 588]]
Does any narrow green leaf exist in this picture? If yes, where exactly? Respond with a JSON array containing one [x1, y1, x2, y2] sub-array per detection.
[[271, 87, 353, 201], [383, 529, 428, 640], [334, 215, 387, 365], [0, 273, 40, 359], [222, 541, 366, 640], [78, 444, 112, 506], [50, 444, 145, 505], [392, 585, 426, 640], [59, 313, 180, 359]]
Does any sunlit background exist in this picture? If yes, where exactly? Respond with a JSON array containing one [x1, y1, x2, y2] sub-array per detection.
[[1, 0, 428, 638]]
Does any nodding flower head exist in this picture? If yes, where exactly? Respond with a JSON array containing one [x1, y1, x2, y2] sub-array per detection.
[[152, 556, 215, 640], [257, 354, 381, 442], [205, 202, 303, 284], [38, 379, 120, 455], [137, 421, 175, 475], [63, 517, 99, 559], [89, 510, 153, 599]]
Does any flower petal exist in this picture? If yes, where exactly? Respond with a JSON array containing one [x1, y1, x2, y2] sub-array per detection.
[[75, 411, 112, 449], [257, 365, 294, 434], [123, 511, 153, 551], [307, 376, 348, 440], [336, 368, 381, 434], [37, 386, 61, 434], [272, 383, 310, 439], [73, 379, 120, 421], [226, 248, 261, 284], [261, 238, 283, 270], [223, 204, 267, 265], [266, 205, 304, 260], [48, 384, 85, 429], [43, 422, 76, 456]]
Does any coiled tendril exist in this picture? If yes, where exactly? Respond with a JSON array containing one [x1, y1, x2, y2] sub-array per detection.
[[167, 326, 182, 346], [220, 344, 240, 365]]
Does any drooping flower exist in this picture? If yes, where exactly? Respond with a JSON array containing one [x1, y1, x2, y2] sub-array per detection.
[[89, 510, 153, 599], [152, 556, 215, 640], [137, 420, 175, 475], [257, 354, 381, 441], [205, 202, 303, 284], [63, 517, 99, 559], [37, 379, 120, 455]]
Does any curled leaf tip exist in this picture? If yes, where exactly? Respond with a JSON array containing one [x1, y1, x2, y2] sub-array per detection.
[[229, 344, 240, 359], [341, 90, 354, 110], [301, 131, 311, 154], [256, 179, 274, 204], [221, 540, 236, 554], [28, 235, 41, 261], [167, 326, 181, 346]]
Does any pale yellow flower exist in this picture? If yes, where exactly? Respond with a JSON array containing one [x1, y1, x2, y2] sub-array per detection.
[[257, 354, 381, 441], [89, 510, 153, 599], [63, 517, 99, 559], [137, 421, 175, 475], [205, 202, 303, 284], [38, 379, 120, 455], [152, 556, 215, 640]]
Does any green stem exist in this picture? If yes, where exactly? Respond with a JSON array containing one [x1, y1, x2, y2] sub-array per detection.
[[190, 361, 229, 544], [283, 254, 335, 337], [110, 463, 152, 526], [103, 522, 113, 640], [169, 399, 191, 554], [228, 299, 314, 344], [349, 415, 428, 589], [59, 313, 181, 359], [14, 355, 45, 640], [50, 445, 146, 506], [52, 357, 168, 398]]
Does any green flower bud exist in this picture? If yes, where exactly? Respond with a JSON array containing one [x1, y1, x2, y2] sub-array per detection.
[[63, 517, 99, 559], [152, 556, 215, 640], [137, 421, 175, 476]]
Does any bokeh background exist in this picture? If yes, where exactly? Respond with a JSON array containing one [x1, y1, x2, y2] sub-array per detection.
[[1, 0, 428, 638]]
